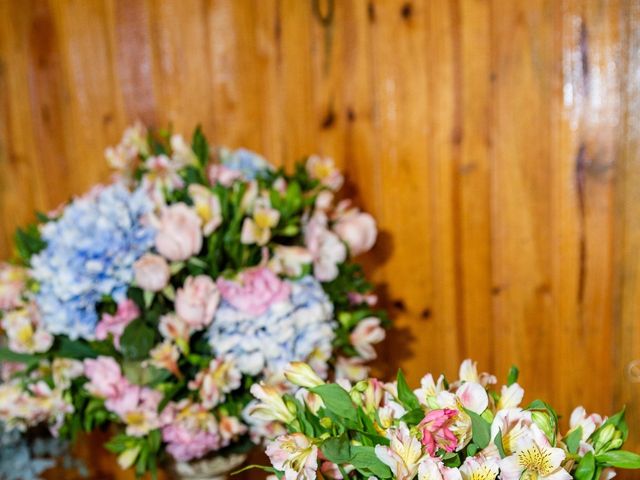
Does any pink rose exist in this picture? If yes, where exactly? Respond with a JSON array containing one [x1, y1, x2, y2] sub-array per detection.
[[175, 275, 220, 329], [333, 210, 377, 256], [95, 299, 140, 348], [134, 253, 170, 292], [217, 267, 291, 316], [155, 203, 203, 261]]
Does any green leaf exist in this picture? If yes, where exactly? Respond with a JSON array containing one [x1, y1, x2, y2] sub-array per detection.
[[465, 408, 491, 449], [396, 370, 420, 410], [56, 336, 98, 359], [311, 384, 357, 421], [575, 451, 596, 480], [506, 365, 519, 386], [120, 318, 156, 360], [593, 407, 628, 443], [494, 430, 506, 458], [442, 452, 461, 468], [0, 347, 41, 366], [350, 446, 392, 479], [321, 435, 352, 464], [565, 427, 583, 454], [400, 407, 426, 425], [596, 450, 640, 469], [191, 125, 209, 167]]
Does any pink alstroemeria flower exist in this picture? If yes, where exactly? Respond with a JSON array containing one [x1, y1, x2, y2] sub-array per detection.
[[95, 299, 140, 349], [217, 267, 291, 316], [419, 408, 459, 455]]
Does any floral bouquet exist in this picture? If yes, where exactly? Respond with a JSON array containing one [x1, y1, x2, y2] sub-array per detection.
[[251, 360, 640, 480], [0, 124, 387, 477]]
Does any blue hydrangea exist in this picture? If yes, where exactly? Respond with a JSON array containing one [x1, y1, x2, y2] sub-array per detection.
[[207, 276, 335, 376], [220, 148, 273, 180], [0, 423, 86, 480], [31, 184, 155, 340]]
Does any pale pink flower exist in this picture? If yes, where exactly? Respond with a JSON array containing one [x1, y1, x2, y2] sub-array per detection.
[[304, 212, 347, 281], [1, 304, 53, 354], [188, 358, 242, 409], [52, 358, 84, 389], [456, 381, 489, 414], [0, 263, 26, 310], [348, 291, 378, 306], [95, 299, 140, 348], [306, 155, 343, 191], [335, 356, 370, 382], [418, 457, 462, 480], [497, 383, 525, 410], [175, 275, 220, 329], [134, 253, 170, 292], [155, 203, 203, 261], [569, 406, 604, 456], [83, 356, 124, 398], [419, 409, 459, 455], [161, 400, 221, 461], [143, 154, 184, 192], [333, 208, 377, 256], [414, 374, 447, 405], [315, 190, 334, 211], [188, 184, 223, 235], [350, 317, 385, 360], [217, 267, 290, 316], [208, 163, 242, 187], [488, 408, 533, 458], [219, 415, 248, 443], [121, 388, 163, 437], [268, 246, 313, 277], [105, 122, 148, 172], [148, 340, 181, 377], [320, 461, 343, 479], [159, 313, 192, 344], [266, 433, 318, 480]]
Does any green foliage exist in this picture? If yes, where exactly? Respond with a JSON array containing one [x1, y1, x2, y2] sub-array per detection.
[[464, 408, 491, 450], [119, 318, 157, 360], [14, 223, 46, 264], [311, 384, 358, 421], [396, 370, 420, 410], [506, 365, 519, 386]]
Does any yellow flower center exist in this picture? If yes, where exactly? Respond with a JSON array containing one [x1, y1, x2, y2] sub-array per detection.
[[469, 466, 497, 480], [195, 201, 213, 223], [124, 411, 147, 427], [518, 445, 554, 476], [314, 162, 333, 179], [254, 210, 276, 229], [16, 324, 34, 346]]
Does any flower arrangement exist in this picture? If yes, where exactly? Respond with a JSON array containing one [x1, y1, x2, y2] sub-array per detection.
[[0, 124, 387, 477], [251, 360, 640, 480]]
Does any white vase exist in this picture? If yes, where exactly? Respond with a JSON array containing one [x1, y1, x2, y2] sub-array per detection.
[[169, 453, 248, 480]]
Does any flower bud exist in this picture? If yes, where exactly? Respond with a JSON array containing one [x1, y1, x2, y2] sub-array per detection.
[[320, 417, 333, 429], [117, 446, 141, 470], [531, 410, 555, 442], [284, 362, 325, 389]]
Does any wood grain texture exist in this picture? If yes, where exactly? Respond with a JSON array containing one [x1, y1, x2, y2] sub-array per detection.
[[0, 0, 638, 478]]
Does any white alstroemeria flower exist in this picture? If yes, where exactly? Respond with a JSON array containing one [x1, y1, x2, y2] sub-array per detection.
[[414, 373, 446, 407], [170, 134, 197, 167], [499, 423, 571, 480], [266, 433, 318, 480], [460, 456, 499, 480], [248, 383, 295, 424], [350, 317, 386, 360], [456, 381, 489, 414], [241, 196, 280, 246], [418, 457, 462, 480], [486, 408, 532, 459], [567, 406, 605, 456], [188, 184, 222, 235], [497, 383, 525, 410], [374, 423, 426, 480], [458, 359, 497, 387]]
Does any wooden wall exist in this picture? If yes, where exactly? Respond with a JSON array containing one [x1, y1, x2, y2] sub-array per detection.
[[1, 0, 639, 478]]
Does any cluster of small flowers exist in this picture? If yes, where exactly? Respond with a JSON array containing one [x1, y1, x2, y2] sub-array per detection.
[[252, 361, 633, 480], [0, 359, 82, 434], [30, 184, 156, 340]]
